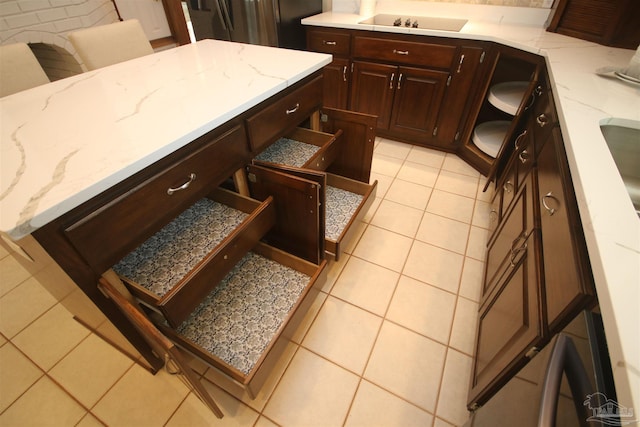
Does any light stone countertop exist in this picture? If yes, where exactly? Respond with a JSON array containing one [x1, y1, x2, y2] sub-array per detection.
[[0, 39, 331, 240], [303, 9, 640, 417]]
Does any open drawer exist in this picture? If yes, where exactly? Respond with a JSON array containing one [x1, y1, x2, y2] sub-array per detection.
[[161, 242, 326, 392], [253, 127, 343, 172], [112, 188, 276, 328], [247, 164, 377, 263]]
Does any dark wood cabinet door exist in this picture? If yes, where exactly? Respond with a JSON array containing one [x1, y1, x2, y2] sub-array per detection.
[[469, 175, 546, 409], [322, 58, 350, 110], [388, 66, 448, 140], [537, 128, 595, 332], [349, 61, 396, 130]]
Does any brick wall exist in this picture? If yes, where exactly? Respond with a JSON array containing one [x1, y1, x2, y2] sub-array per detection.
[[0, 0, 120, 80]]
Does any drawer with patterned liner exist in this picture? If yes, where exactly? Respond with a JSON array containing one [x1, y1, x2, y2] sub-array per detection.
[[112, 187, 276, 328], [253, 127, 343, 172], [162, 241, 326, 395]]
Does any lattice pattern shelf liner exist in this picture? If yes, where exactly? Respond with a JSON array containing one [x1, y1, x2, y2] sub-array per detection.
[[113, 198, 248, 298], [326, 186, 364, 241], [176, 251, 311, 375], [254, 137, 320, 167]]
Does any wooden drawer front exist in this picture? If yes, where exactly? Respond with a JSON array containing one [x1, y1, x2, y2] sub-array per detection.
[[246, 76, 323, 154], [325, 173, 376, 260], [353, 36, 456, 69], [484, 177, 535, 298], [307, 29, 351, 56], [253, 127, 341, 172], [163, 242, 326, 385], [114, 189, 276, 327], [65, 125, 249, 274]]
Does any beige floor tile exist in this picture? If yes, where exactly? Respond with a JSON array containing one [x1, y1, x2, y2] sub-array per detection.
[[364, 321, 446, 412], [353, 225, 413, 272], [406, 145, 446, 168], [93, 363, 189, 426], [466, 226, 489, 261], [0, 243, 10, 259], [442, 154, 480, 178], [255, 416, 280, 427], [330, 257, 399, 316], [416, 213, 470, 255], [449, 297, 479, 355], [12, 303, 90, 371], [263, 347, 359, 427], [396, 161, 440, 187], [434, 417, 457, 427], [403, 241, 464, 294], [0, 342, 43, 412], [458, 258, 484, 303], [0, 376, 86, 426], [49, 333, 134, 408], [435, 170, 479, 199], [0, 276, 57, 338], [288, 288, 327, 345], [384, 179, 433, 210], [426, 190, 475, 224], [0, 333, 6, 346], [76, 413, 106, 427], [345, 380, 434, 427], [370, 200, 423, 237], [436, 349, 473, 426], [166, 384, 260, 427], [472, 199, 491, 229], [319, 253, 350, 293], [0, 255, 31, 296], [371, 153, 404, 177], [475, 179, 494, 203], [386, 276, 456, 345], [363, 195, 381, 223], [375, 138, 412, 160], [369, 173, 393, 199], [303, 296, 382, 374]]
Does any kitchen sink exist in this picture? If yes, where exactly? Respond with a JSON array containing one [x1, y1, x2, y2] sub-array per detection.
[[358, 14, 468, 32], [599, 118, 640, 216]]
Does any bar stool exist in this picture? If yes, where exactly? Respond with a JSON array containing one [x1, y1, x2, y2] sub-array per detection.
[[68, 19, 154, 71], [0, 43, 50, 97]]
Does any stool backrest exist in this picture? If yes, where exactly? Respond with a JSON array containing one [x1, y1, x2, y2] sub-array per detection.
[[0, 43, 50, 97]]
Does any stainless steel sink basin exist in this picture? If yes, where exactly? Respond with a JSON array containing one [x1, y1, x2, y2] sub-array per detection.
[[358, 14, 468, 32], [600, 118, 640, 216]]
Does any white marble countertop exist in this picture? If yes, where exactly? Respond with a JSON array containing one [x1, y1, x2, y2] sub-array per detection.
[[304, 9, 640, 417], [0, 39, 331, 240]]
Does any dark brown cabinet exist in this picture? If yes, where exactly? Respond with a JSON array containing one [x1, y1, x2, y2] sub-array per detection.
[[306, 27, 352, 109]]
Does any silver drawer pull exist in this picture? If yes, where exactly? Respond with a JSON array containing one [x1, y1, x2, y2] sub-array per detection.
[[323, 40, 337, 45], [542, 191, 559, 215], [286, 103, 300, 115], [514, 130, 528, 150], [536, 114, 549, 127], [519, 149, 530, 164], [503, 180, 514, 194], [456, 54, 465, 73], [167, 173, 196, 195], [393, 49, 409, 55]]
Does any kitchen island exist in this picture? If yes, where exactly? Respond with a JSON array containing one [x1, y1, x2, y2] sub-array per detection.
[[303, 6, 640, 417], [0, 39, 331, 371]]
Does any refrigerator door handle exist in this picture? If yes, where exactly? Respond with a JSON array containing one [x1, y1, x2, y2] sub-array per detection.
[[213, 0, 228, 30], [219, 0, 234, 31], [538, 333, 593, 427]]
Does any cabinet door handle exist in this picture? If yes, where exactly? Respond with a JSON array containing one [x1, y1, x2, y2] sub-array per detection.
[[286, 103, 300, 115], [519, 149, 530, 164], [536, 114, 549, 127], [510, 231, 528, 267], [514, 130, 528, 150], [342, 65, 347, 82], [393, 49, 409, 55], [167, 173, 196, 195], [503, 180, 514, 194], [389, 72, 395, 89], [397, 73, 403, 89], [542, 191, 559, 215], [456, 54, 465, 73], [323, 40, 337, 45]]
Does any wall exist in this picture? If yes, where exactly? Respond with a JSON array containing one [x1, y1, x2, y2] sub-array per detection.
[[0, 0, 119, 80]]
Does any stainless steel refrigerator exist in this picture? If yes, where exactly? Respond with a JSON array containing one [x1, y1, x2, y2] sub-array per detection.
[[186, 0, 322, 50]]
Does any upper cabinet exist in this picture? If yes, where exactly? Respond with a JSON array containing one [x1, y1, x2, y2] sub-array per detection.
[[547, 0, 640, 49]]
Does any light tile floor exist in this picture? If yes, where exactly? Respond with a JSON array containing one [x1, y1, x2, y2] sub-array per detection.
[[0, 138, 492, 427]]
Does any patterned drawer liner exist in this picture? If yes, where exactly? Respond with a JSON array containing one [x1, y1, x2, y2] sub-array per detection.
[[176, 251, 310, 375], [254, 137, 320, 168], [113, 198, 248, 298], [326, 185, 364, 241]]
